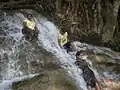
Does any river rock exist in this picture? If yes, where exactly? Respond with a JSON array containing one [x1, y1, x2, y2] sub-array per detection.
[[87, 53, 120, 75], [12, 69, 78, 90], [88, 53, 119, 64]]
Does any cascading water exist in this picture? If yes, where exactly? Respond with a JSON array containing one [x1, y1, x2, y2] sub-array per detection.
[[0, 11, 87, 90], [0, 10, 120, 90], [0, 12, 40, 90]]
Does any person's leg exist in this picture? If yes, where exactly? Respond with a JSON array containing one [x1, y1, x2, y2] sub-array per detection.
[[88, 85, 92, 90], [22, 29, 25, 35], [22, 29, 29, 39], [29, 29, 37, 41], [26, 29, 33, 40], [95, 83, 100, 90], [35, 30, 39, 38], [63, 45, 69, 53], [31, 30, 39, 40]]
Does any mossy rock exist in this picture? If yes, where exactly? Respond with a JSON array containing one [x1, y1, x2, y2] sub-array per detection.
[[12, 70, 78, 90]]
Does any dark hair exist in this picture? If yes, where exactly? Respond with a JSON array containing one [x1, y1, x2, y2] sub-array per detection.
[[76, 50, 91, 58], [27, 14, 32, 17]]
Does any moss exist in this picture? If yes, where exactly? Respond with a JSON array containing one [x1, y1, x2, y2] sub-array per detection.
[[12, 70, 78, 90], [12, 74, 47, 90], [53, 72, 77, 90]]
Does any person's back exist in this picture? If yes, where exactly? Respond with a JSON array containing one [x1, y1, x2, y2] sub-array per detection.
[[22, 14, 39, 41], [75, 60, 100, 90], [58, 31, 68, 47], [75, 51, 100, 90], [23, 19, 36, 30], [82, 66, 97, 88]]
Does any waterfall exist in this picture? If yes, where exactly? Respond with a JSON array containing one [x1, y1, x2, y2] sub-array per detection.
[[0, 10, 119, 90], [37, 21, 88, 89], [0, 11, 87, 90]]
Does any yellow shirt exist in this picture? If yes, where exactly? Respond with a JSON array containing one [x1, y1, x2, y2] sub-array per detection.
[[23, 19, 36, 30], [58, 32, 68, 47]]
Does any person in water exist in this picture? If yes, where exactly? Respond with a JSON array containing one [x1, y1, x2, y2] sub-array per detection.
[[75, 51, 100, 90], [58, 30, 76, 52], [22, 14, 39, 41]]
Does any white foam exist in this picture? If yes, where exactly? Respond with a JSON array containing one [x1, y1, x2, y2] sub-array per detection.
[[1, 11, 119, 90], [37, 21, 87, 90]]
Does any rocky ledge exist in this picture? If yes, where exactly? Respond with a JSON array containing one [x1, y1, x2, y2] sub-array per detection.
[[12, 64, 78, 90]]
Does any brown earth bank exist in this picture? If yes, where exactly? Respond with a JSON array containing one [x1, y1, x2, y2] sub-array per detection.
[[0, 0, 120, 52]]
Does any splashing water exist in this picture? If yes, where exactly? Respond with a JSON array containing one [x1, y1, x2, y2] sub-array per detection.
[[0, 11, 88, 90], [0, 11, 120, 90], [37, 21, 87, 90]]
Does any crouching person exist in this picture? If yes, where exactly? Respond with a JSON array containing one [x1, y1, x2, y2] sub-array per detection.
[[22, 14, 39, 41], [58, 30, 76, 52]]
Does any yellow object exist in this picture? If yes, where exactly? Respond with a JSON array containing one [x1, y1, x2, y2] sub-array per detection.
[[58, 32, 68, 47], [23, 19, 36, 30]]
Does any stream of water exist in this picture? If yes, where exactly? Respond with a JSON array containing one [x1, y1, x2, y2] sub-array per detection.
[[0, 10, 119, 90]]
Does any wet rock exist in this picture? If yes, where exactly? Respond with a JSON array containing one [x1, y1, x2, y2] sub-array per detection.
[[1, 0, 120, 51], [3, 53, 8, 59], [87, 53, 120, 77], [30, 61, 40, 67], [12, 70, 78, 90], [44, 62, 61, 70], [0, 37, 5, 45], [88, 53, 119, 64], [34, 0, 120, 51]]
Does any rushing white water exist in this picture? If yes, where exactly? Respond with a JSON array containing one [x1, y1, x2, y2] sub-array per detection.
[[0, 13, 84, 90], [0, 11, 88, 90], [37, 21, 87, 90], [0, 13, 36, 90], [0, 11, 119, 90]]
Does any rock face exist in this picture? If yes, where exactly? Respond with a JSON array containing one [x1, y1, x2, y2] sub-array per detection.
[[12, 68, 78, 90], [36, 0, 120, 51], [35, 0, 120, 46], [0, 0, 120, 51], [87, 53, 120, 78]]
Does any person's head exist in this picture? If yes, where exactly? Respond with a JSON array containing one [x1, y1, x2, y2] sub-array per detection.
[[76, 50, 85, 58], [27, 14, 33, 20], [59, 29, 66, 35]]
